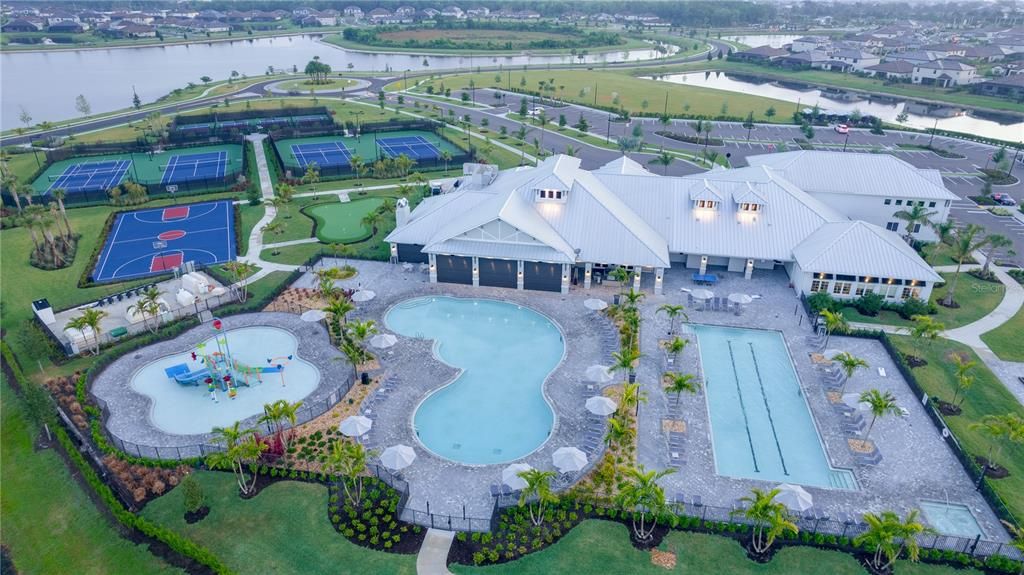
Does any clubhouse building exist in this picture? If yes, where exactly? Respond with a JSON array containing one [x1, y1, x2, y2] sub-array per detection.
[[385, 151, 956, 302]]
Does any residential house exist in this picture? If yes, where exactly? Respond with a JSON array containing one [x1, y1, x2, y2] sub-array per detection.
[[922, 43, 967, 58], [78, 10, 110, 24], [465, 6, 490, 18], [421, 8, 440, 19], [45, 11, 80, 26], [367, 8, 392, 22], [971, 74, 1024, 100], [964, 45, 1008, 62], [778, 50, 831, 69], [790, 36, 829, 53], [342, 6, 363, 20], [440, 6, 465, 19], [197, 10, 226, 21], [729, 45, 790, 63], [912, 59, 977, 86], [2, 18, 45, 32], [890, 50, 940, 66], [48, 20, 88, 33], [190, 21, 230, 33], [864, 60, 915, 80], [831, 49, 881, 72], [395, 6, 417, 19]]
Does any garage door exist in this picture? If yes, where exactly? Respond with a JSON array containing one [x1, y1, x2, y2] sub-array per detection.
[[478, 258, 517, 288], [436, 255, 472, 285], [523, 262, 561, 292], [396, 243, 428, 263]]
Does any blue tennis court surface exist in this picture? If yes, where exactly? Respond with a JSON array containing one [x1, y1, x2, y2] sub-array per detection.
[[161, 152, 228, 184], [378, 136, 442, 160], [92, 200, 236, 282], [48, 160, 131, 194], [291, 141, 352, 168]]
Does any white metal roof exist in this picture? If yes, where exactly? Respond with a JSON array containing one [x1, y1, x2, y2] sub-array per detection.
[[592, 155, 655, 177], [746, 151, 959, 201], [792, 221, 943, 281]]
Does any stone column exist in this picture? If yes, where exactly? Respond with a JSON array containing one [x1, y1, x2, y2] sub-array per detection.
[[654, 268, 664, 295], [561, 263, 570, 294], [472, 257, 480, 287], [428, 254, 437, 283], [699, 256, 708, 275], [517, 260, 524, 290], [584, 262, 593, 289], [632, 267, 642, 292], [745, 259, 754, 280]]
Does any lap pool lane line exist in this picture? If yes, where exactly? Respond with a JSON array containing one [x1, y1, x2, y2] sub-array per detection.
[[747, 341, 790, 477], [727, 340, 760, 473]]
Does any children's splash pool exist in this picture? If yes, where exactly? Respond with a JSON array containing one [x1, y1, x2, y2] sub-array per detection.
[[129, 326, 319, 435]]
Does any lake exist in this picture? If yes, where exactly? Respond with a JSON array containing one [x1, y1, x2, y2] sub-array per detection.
[[0, 34, 673, 129], [725, 34, 805, 49], [651, 71, 1024, 142]]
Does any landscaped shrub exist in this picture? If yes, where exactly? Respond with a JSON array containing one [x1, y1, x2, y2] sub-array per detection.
[[891, 297, 935, 320], [806, 291, 840, 314], [853, 291, 884, 316], [182, 473, 205, 514]]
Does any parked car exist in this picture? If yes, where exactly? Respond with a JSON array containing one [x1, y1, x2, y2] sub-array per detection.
[[991, 193, 1017, 206], [834, 124, 849, 134]]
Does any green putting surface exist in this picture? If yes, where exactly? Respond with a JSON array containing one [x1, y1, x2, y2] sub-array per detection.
[[307, 198, 385, 244]]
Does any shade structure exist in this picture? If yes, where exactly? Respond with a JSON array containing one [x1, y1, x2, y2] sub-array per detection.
[[502, 463, 533, 490], [691, 288, 714, 301], [370, 333, 398, 349], [583, 298, 608, 311], [352, 290, 376, 302], [552, 447, 588, 473], [585, 364, 613, 383], [300, 309, 327, 322], [380, 444, 417, 471], [339, 415, 373, 437], [728, 293, 753, 305], [585, 396, 618, 416], [775, 483, 814, 512]]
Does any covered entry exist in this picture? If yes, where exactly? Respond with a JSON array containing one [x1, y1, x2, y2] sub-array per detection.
[[523, 262, 561, 292], [396, 243, 428, 263], [436, 255, 472, 285], [478, 258, 517, 288]]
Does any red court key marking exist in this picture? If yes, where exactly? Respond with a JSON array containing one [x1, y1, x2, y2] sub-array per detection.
[[157, 230, 186, 241]]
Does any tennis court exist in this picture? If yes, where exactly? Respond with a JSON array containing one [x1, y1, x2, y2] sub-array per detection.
[[46, 160, 131, 194], [378, 135, 442, 160], [161, 151, 227, 184], [291, 141, 352, 169], [92, 200, 236, 282]]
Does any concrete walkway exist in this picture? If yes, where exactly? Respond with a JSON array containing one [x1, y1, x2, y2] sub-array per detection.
[[416, 529, 454, 575]]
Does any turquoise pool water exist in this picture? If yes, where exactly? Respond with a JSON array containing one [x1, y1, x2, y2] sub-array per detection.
[[920, 501, 985, 538], [694, 325, 856, 490], [386, 297, 564, 465], [129, 326, 320, 435]]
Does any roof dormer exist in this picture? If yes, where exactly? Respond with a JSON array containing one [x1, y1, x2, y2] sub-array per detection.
[[733, 183, 768, 214], [690, 179, 723, 210], [534, 187, 567, 204]]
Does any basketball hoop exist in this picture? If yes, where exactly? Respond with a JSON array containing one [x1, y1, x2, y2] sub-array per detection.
[[153, 240, 168, 249], [166, 185, 178, 193]]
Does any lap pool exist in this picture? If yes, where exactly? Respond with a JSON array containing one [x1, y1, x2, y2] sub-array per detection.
[[694, 325, 856, 489], [129, 326, 320, 435], [385, 297, 564, 465]]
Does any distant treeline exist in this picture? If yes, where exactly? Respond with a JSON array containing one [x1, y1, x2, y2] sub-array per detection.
[[343, 23, 624, 50]]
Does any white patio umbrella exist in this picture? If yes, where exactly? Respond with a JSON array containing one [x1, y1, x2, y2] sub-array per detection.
[[370, 333, 398, 349], [728, 293, 753, 305], [380, 444, 417, 471], [552, 447, 588, 473], [300, 309, 327, 322], [775, 483, 814, 512], [352, 290, 376, 302], [691, 288, 714, 301], [585, 364, 614, 383], [585, 396, 618, 416], [339, 415, 373, 437], [583, 298, 608, 311], [501, 463, 533, 490]]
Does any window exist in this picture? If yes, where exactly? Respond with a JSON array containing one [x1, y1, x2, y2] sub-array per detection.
[[929, 201, 936, 207], [696, 199, 718, 209], [810, 280, 829, 293], [945, 200, 951, 207], [740, 202, 760, 212], [884, 199, 892, 205], [913, 223, 921, 233], [555, 190, 563, 199], [900, 287, 921, 300], [886, 222, 899, 232], [895, 199, 903, 206], [833, 282, 852, 296]]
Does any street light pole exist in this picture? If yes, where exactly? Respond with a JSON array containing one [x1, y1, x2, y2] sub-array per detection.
[[843, 132, 850, 152]]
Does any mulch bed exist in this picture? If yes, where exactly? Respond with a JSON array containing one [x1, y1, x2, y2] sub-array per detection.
[[975, 456, 1011, 479], [903, 354, 928, 368], [937, 401, 962, 416], [239, 472, 286, 500], [184, 506, 211, 524]]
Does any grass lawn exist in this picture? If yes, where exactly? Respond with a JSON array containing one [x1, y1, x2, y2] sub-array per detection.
[[238, 203, 265, 256], [922, 242, 976, 267], [409, 70, 794, 121], [3, 149, 46, 182], [980, 304, 1024, 362], [141, 471, 415, 575], [0, 380, 182, 575], [451, 520, 973, 575], [842, 272, 1004, 329], [890, 335, 1024, 521], [307, 197, 385, 243], [275, 77, 356, 92]]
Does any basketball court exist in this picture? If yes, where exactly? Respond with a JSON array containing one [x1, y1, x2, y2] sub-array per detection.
[[92, 200, 236, 282]]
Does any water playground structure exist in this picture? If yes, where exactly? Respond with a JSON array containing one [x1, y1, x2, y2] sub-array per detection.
[[162, 318, 292, 400]]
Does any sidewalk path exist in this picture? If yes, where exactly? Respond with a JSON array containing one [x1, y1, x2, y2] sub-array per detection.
[[416, 529, 454, 575]]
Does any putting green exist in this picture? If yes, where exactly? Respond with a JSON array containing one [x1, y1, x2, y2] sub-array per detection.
[[307, 198, 385, 244]]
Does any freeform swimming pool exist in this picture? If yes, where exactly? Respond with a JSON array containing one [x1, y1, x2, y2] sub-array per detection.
[[385, 297, 564, 465], [129, 326, 320, 435], [694, 325, 856, 489]]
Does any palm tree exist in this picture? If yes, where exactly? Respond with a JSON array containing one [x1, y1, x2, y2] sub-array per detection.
[[859, 389, 901, 443], [259, 399, 303, 449], [665, 336, 688, 365], [931, 220, 956, 245], [302, 162, 321, 199], [981, 234, 1013, 274], [819, 309, 848, 347], [50, 188, 74, 239], [731, 488, 798, 555], [517, 468, 558, 526], [348, 154, 365, 186], [348, 319, 378, 345], [656, 304, 688, 335], [361, 211, 384, 239], [649, 150, 674, 175], [970, 413, 1024, 473], [831, 352, 868, 394], [127, 287, 163, 334], [222, 261, 258, 302], [440, 150, 453, 173], [610, 349, 642, 383], [999, 521, 1024, 575], [893, 204, 938, 243], [944, 224, 991, 307], [564, 144, 578, 157], [68, 307, 108, 354], [207, 435, 267, 496], [950, 355, 977, 407], [609, 267, 632, 297], [856, 510, 931, 572], [261, 221, 285, 254], [323, 294, 355, 326], [622, 288, 645, 309], [907, 315, 944, 348], [664, 372, 700, 398], [604, 416, 634, 447], [616, 465, 675, 541], [324, 439, 373, 507]]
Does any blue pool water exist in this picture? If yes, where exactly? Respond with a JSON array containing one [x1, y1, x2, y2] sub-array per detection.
[[920, 501, 985, 538], [694, 325, 856, 489], [130, 326, 320, 435], [385, 297, 564, 465]]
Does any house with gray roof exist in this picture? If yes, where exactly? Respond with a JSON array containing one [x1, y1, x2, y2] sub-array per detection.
[[385, 153, 949, 302], [865, 60, 915, 80], [912, 59, 978, 87]]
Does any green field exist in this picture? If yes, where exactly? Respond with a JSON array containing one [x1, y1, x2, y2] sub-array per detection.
[[307, 198, 385, 244], [275, 77, 356, 92], [980, 304, 1024, 362], [406, 69, 794, 121], [141, 471, 416, 575], [1, 380, 182, 575], [30, 143, 244, 194], [273, 130, 462, 173]]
